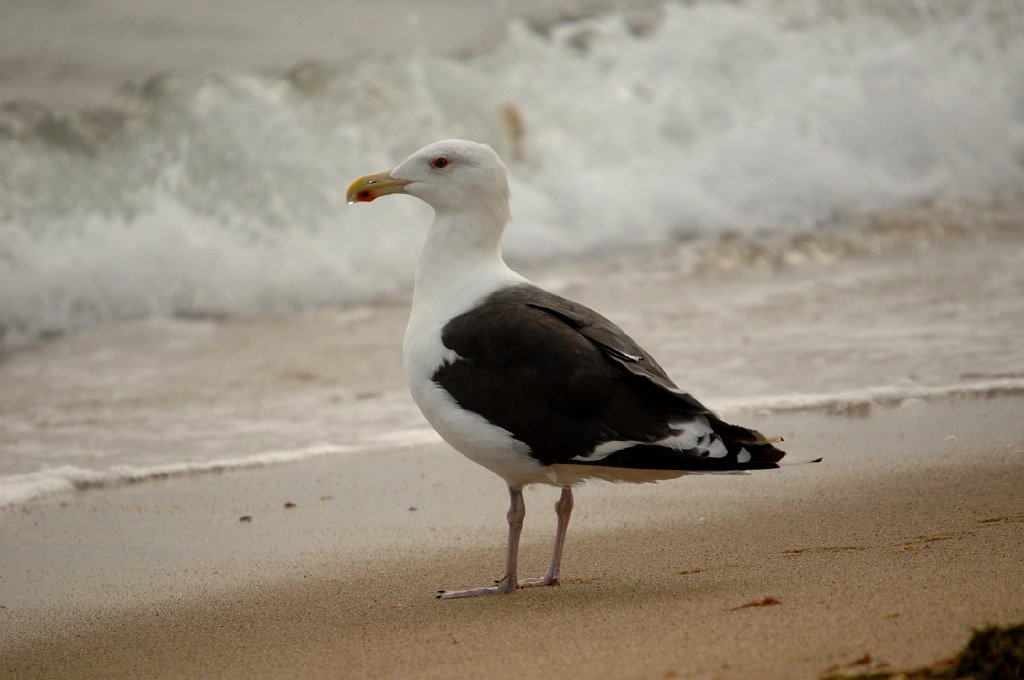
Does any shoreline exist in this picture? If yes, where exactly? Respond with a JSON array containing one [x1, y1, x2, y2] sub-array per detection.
[[2, 394, 1022, 679], [3, 374, 1023, 511]]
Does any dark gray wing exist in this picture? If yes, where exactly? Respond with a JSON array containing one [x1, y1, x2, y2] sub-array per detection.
[[432, 284, 713, 465], [524, 298, 711, 415]]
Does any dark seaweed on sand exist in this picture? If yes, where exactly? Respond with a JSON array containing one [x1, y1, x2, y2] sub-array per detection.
[[821, 623, 1023, 680], [956, 624, 1024, 680]]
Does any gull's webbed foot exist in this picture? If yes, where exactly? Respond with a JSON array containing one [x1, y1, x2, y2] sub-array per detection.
[[517, 574, 560, 588], [436, 574, 517, 600]]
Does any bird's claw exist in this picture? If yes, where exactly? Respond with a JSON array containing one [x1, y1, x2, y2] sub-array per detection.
[[437, 573, 562, 599], [436, 575, 517, 599]]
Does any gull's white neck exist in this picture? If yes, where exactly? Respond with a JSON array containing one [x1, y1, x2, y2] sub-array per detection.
[[403, 204, 526, 380], [410, 206, 526, 319]]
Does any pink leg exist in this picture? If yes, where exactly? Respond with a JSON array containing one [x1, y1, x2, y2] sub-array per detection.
[[437, 485, 525, 600], [519, 487, 573, 588]]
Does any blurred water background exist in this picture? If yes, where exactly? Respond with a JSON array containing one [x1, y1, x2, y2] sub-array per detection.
[[1, 0, 1023, 506], [2, 0, 1022, 346]]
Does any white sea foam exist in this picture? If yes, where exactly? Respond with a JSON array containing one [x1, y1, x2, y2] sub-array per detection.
[[0, 443, 355, 508], [715, 378, 1024, 415], [1, 1, 1022, 345]]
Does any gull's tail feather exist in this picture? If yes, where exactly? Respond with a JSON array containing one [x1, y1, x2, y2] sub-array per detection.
[[576, 416, 787, 472], [707, 415, 787, 464]]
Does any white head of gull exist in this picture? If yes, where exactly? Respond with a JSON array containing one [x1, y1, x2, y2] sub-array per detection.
[[348, 139, 789, 599]]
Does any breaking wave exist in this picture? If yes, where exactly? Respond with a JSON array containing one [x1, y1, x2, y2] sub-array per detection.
[[2, 0, 1023, 346]]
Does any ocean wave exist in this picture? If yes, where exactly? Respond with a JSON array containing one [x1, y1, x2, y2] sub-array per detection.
[[2, 0, 1023, 346]]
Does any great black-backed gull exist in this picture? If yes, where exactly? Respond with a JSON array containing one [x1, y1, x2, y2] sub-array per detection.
[[347, 139, 787, 599]]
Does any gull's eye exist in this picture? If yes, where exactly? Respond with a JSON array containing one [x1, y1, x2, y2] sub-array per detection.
[[432, 156, 449, 169]]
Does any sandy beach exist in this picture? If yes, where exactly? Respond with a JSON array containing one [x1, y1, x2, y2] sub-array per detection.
[[2, 220, 1024, 678], [1, 395, 1022, 679]]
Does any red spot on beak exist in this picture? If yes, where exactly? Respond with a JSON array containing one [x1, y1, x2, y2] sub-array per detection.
[[357, 190, 375, 202]]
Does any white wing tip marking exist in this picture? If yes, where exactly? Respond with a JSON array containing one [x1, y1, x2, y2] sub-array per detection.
[[707, 437, 728, 459]]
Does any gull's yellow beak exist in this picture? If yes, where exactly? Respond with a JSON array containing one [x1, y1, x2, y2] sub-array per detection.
[[346, 171, 411, 204]]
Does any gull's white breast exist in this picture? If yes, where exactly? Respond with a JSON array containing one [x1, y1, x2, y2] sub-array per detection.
[[402, 264, 548, 487]]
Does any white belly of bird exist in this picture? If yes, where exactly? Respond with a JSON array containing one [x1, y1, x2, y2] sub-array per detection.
[[402, 262, 551, 487], [403, 317, 548, 487]]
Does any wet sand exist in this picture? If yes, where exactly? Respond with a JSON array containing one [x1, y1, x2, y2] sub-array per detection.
[[2, 395, 1022, 679]]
